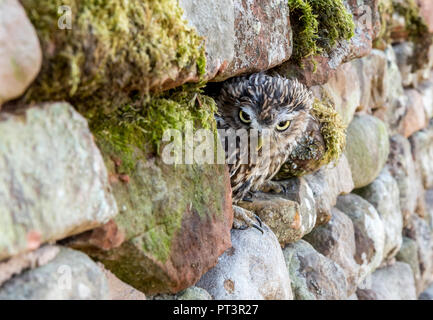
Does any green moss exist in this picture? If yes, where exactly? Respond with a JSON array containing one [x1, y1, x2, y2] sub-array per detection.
[[21, 0, 206, 112], [86, 86, 222, 263], [91, 146, 226, 271], [373, 0, 394, 49], [393, 0, 429, 42], [287, 0, 319, 61], [374, 0, 432, 69], [311, 99, 346, 167], [87, 84, 217, 173], [275, 99, 346, 178], [86, 87, 220, 263], [287, 0, 355, 63], [393, 0, 432, 69]]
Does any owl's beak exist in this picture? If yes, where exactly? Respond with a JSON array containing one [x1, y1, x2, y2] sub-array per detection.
[[256, 136, 263, 151]]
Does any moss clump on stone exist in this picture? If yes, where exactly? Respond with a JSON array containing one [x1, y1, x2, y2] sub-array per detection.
[[88, 85, 217, 174], [287, 0, 355, 63], [375, 0, 432, 69], [393, 0, 432, 69], [21, 0, 206, 112], [374, 0, 394, 49], [275, 99, 346, 178], [311, 99, 346, 166], [393, 0, 429, 42], [76, 90, 228, 291], [84, 86, 224, 265]]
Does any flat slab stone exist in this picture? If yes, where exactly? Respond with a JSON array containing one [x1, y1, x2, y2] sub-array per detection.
[[0, 103, 118, 261], [180, 0, 292, 81]]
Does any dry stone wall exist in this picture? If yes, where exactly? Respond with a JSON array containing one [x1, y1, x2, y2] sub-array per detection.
[[1, 0, 433, 300]]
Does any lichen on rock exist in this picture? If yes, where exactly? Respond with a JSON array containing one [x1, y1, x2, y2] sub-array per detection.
[[20, 0, 206, 112]]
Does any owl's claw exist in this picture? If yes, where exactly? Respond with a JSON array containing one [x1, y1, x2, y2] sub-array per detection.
[[252, 222, 264, 234], [232, 205, 264, 234], [253, 215, 264, 234], [255, 215, 263, 228], [242, 191, 255, 202]]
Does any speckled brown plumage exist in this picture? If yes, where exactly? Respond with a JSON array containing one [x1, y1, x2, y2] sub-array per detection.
[[215, 73, 315, 205]]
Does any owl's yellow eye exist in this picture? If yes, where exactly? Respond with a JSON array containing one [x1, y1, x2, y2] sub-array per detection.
[[239, 110, 252, 124], [276, 120, 291, 131]]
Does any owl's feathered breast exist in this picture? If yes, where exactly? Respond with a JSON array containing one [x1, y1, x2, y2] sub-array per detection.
[[215, 73, 313, 202]]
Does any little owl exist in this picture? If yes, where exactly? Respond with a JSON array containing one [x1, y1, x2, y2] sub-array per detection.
[[214, 73, 314, 233]]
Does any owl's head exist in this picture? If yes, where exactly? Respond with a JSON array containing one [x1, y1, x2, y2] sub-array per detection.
[[215, 73, 314, 152]]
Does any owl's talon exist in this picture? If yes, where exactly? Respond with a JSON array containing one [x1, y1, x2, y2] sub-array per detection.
[[232, 205, 264, 234], [242, 190, 256, 202], [255, 215, 263, 228], [252, 223, 264, 234]]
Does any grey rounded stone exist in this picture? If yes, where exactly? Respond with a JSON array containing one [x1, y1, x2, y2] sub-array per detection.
[[196, 224, 293, 300], [283, 240, 348, 300], [355, 168, 403, 261], [345, 115, 390, 189], [0, 247, 110, 300], [336, 194, 385, 282]]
